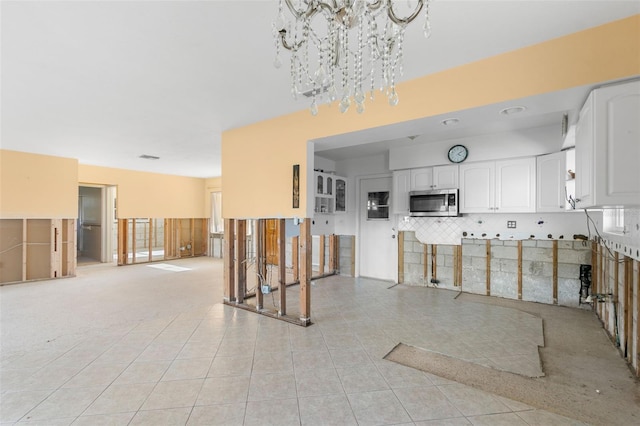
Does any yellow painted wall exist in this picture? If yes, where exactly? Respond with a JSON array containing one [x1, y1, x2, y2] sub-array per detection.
[[78, 164, 206, 218], [0, 150, 78, 218], [204, 177, 222, 217], [222, 15, 640, 219]]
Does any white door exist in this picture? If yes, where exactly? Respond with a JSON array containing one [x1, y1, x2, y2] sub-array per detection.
[[359, 177, 397, 282]]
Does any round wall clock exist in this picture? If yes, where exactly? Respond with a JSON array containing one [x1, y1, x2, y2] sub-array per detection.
[[447, 144, 468, 163]]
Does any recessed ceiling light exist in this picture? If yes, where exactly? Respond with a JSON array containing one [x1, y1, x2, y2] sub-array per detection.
[[499, 106, 526, 115], [139, 154, 160, 160], [441, 118, 460, 126]]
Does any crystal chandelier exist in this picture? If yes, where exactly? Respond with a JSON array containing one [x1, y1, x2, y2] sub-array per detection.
[[273, 0, 431, 115]]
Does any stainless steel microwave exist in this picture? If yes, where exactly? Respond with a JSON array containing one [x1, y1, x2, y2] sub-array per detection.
[[409, 188, 459, 217]]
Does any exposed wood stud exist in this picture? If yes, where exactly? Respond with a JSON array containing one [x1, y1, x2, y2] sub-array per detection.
[[453, 244, 459, 287], [552, 240, 558, 304], [328, 234, 336, 273], [423, 244, 428, 282], [236, 220, 247, 304], [397, 231, 404, 284], [636, 260, 640, 376], [431, 244, 437, 283], [148, 218, 154, 262], [292, 236, 299, 281], [118, 219, 127, 266], [223, 218, 235, 302], [486, 240, 491, 296], [335, 235, 340, 273], [592, 241, 598, 315], [22, 219, 27, 281], [131, 219, 136, 263], [300, 219, 311, 324], [624, 256, 631, 360], [319, 234, 325, 276], [458, 245, 463, 287], [278, 219, 286, 316], [256, 219, 265, 310]]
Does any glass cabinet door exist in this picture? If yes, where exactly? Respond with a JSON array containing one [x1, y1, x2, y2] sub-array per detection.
[[335, 178, 346, 212], [317, 174, 323, 195]]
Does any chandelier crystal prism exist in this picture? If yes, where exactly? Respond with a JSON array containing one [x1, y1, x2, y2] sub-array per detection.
[[273, 0, 431, 115]]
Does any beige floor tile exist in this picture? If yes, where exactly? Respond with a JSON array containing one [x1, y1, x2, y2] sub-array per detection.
[[298, 394, 358, 426], [0, 390, 51, 423], [195, 376, 250, 405], [252, 350, 293, 374], [61, 363, 128, 389], [140, 379, 203, 410], [337, 365, 390, 394], [244, 398, 300, 426], [72, 412, 136, 425], [329, 348, 372, 369], [135, 342, 184, 362], [186, 403, 246, 425], [207, 355, 253, 377], [347, 389, 412, 426], [414, 418, 472, 425], [394, 386, 464, 422], [161, 357, 212, 381], [83, 382, 155, 415], [437, 384, 511, 417], [248, 372, 297, 401], [22, 386, 104, 421], [295, 367, 344, 398], [292, 349, 334, 371], [176, 341, 219, 359], [113, 360, 171, 385], [468, 412, 529, 425], [129, 407, 192, 426]]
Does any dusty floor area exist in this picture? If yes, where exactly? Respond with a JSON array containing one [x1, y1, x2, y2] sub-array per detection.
[[386, 292, 640, 425]]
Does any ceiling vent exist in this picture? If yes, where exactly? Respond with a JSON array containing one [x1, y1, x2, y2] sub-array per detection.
[[139, 154, 160, 160]]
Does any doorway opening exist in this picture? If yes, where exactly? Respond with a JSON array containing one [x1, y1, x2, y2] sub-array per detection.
[[77, 185, 116, 265]]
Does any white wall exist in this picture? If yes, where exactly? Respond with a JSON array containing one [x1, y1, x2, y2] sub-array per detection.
[[333, 152, 390, 235], [389, 124, 562, 170]]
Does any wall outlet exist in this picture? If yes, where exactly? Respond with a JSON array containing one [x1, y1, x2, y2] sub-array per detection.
[[507, 221, 517, 229]]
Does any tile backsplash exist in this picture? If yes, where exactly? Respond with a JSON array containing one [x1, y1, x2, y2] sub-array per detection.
[[398, 209, 640, 261]]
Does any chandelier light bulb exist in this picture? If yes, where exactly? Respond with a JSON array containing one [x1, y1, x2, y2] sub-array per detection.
[[273, 0, 431, 115]]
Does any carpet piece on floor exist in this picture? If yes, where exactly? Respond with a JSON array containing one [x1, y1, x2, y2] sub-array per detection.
[[384, 343, 635, 425]]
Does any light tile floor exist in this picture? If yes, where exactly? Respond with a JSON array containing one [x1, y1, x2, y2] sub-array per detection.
[[1, 258, 585, 425]]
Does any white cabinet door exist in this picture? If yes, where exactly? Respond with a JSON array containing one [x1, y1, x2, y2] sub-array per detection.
[[459, 162, 494, 213], [392, 170, 411, 214], [575, 80, 640, 208], [496, 157, 536, 212], [575, 98, 594, 208], [433, 165, 459, 189], [537, 151, 566, 212], [410, 167, 433, 190]]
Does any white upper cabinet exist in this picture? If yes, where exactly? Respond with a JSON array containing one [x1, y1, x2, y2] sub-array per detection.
[[392, 170, 411, 214], [410, 167, 433, 190], [459, 162, 494, 212], [433, 165, 459, 189], [537, 151, 568, 212], [410, 165, 458, 190], [495, 158, 536, 212], [460, 158, 536, 213], [575, 80, 640, 208]]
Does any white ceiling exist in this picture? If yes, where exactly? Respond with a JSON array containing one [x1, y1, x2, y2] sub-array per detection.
[[2, 1, 639, 177]]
